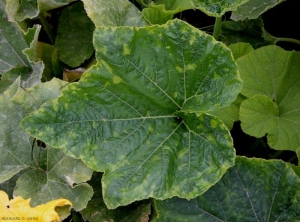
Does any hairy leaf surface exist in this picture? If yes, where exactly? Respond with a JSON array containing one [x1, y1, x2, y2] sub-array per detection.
[[21, 20, 242, 209], [154, 156, 300, 221], [238, 45, 300, 151]]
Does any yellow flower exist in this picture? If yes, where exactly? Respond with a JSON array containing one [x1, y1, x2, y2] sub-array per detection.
[[0, 190, 72, 222]]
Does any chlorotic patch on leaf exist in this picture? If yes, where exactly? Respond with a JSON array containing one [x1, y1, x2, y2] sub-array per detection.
[[21, 20, 242, 209], [0, 190, 72, 221]]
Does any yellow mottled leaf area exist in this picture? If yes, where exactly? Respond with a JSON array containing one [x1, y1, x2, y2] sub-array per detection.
[[0, 191, 72, 222]]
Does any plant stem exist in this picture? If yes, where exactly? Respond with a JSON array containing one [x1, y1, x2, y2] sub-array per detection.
[[213, 16, 222, 40], [275, 37, 300, 45], [38, 13, 55, 45]]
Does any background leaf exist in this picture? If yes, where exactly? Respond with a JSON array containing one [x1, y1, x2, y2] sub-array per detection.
[[220, 17, 275, 48], [21, 20, 241, 209], [237, 45, 300, 151], [14, 146, 93, 211], [82, 0, 148, 27], [0, 77, 93, 211], [0, 78, 31, 183], [231, 0, 286, 21], [0, 78, 65, 182], [208, 42, 252, 130], [0, 0, 29, 75], [81, 173, 151, 222], [5, 0, 76, 22], [153, 156, 300, 221], [190, 0, 249, 17], [56, 1, 95, 67], [141, 0, 194, 25], [0, 2, 43, 88]]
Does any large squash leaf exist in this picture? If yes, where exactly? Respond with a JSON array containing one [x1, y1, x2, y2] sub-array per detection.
[[21, 20, 242, 209], [238, 45, 300, 151], [153, 156, 300, 221]]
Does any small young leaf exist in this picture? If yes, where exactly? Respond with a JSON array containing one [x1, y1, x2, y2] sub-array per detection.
[[238, 45, 300, 151], [153, 156, 300, 221], [21, 20, 242, 209]]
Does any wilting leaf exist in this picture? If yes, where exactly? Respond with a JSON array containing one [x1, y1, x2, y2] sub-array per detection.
[[238, 45, 300, 151], [231, 0, 286, 21], [82, 0, 148, 27], [56, 1, 95, 67], [153, 156, 300, 221], [21, 20, 242, 209]]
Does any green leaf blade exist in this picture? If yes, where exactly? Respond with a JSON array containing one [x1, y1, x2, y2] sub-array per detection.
[[154, 157, 300, 221], [22, 20, 241, 209], [231, 0, 286, 21], [237, 45, 300, 150], [82, 0, 148, 27], [191, 0, 249, 17], [56, 2, 95, 67]]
